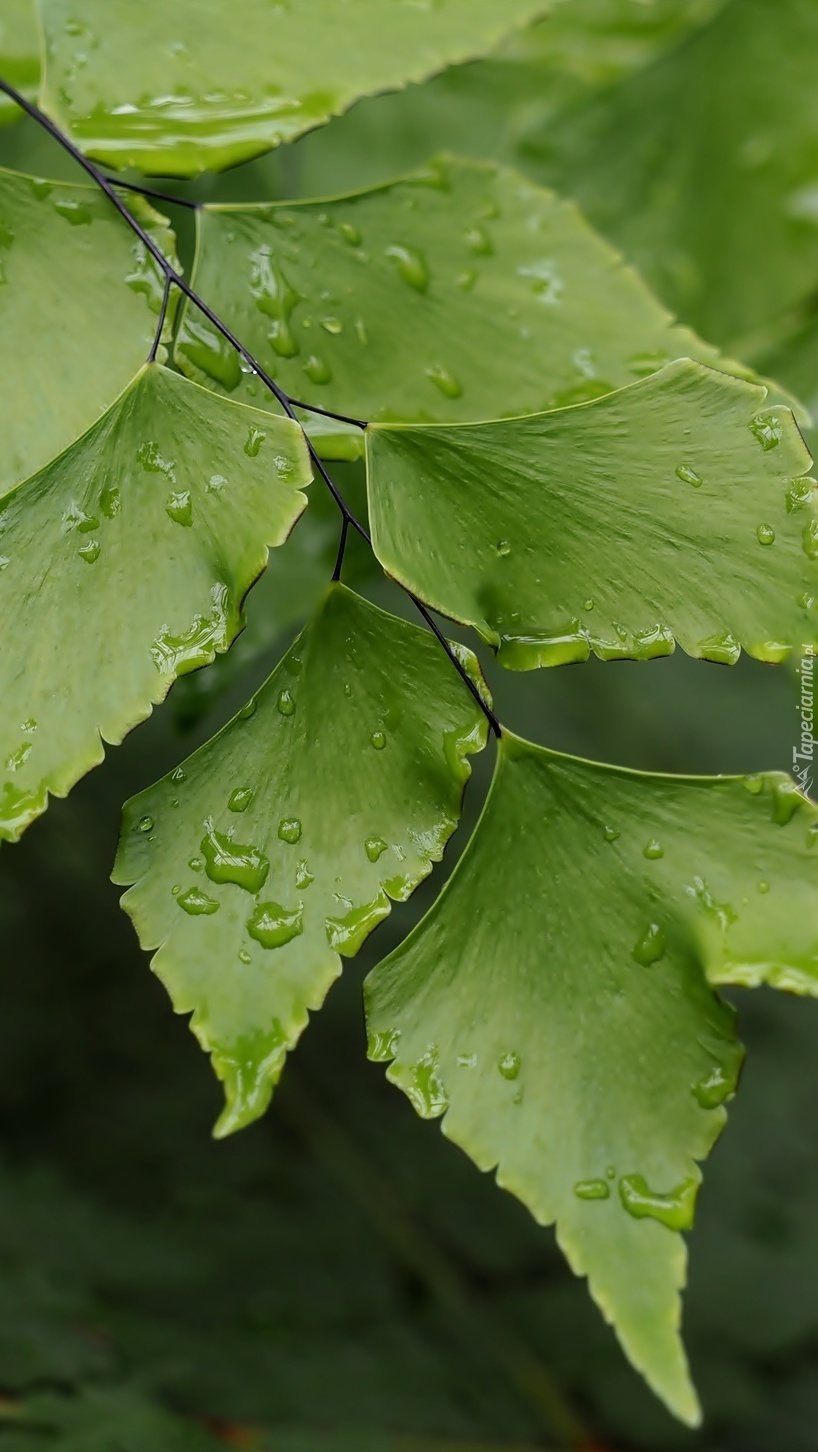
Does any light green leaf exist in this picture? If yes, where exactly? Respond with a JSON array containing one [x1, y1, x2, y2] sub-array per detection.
[[176, 156, 761, 433], [0, 1, 40, 124], [523, 0, 818, 353], [114, 585, 488, 1138], [36, 0, 553, 177], [365, 732, 818, 1422], [0, 167, 178, 496], [368, 358, 818, 670], [0, 364, 310, 843]]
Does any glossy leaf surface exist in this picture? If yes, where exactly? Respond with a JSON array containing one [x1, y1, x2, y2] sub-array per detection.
[[0, 167, 177, 496], [176, 156, 755, 430], [366, 732, 818, 1421], [114, 585, 488, 1138], [0, 1, 39, 123], [37, 0, 552, 176], [0, 365, 310, 842], [525, 0, 818, 352], [368, 359, 817, 669]]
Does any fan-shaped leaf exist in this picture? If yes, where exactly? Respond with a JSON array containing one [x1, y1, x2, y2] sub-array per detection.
[[176, 156, 760, 434], [37, 0, 553, 176], [368, 358, 817, 669], [0, 2, 39, 124], [524, 0, 818, 352], [365, 732, 818, 1421], [114, 585, 488, 1137], [0, 167, 177, 495], [0, 365, 310, 843]]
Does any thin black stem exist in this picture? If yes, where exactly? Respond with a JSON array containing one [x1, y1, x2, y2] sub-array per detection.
[[290, 397, 368, 431], [148, 273, 173, 362], [332, 517, 350, 582], [104, 174, 201, 211], [0, 75, 501, 740]]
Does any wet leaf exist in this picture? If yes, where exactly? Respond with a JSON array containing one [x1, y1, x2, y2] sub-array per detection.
[[37, 0, 553, 176], [0, 364, 310, 842], [368, 359, 818, 669], [176, 156, 761, 431], [114, 585, 488, 1138], [0, 167, 177, 495], [366, 732, 818, 1421]]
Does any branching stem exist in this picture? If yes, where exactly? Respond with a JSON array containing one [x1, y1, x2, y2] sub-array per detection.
[[0, 77, 501, 739]]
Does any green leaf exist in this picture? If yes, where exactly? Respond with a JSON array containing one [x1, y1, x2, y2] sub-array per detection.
[[365, 732, 818, 1422], [36, 0, 553, 177], [0, 1, 40, 124], [522, 0, 818, 353], [113, 585, 488, 1138], [0, 167, 178, 496], [176, 156, 761, 432], [0, 364, 310, 843], [368, 358, 818, 669]]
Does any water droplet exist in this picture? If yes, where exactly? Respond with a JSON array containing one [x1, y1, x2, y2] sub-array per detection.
[[354, 318, 368, 346], [750, 415, 783, 451], [100, 485, 121, 518], [425, 365, 462, 399], [239, 697, 258, 721], [618, 1173, 698, 1231], [135, 815, 154, 834], [244, 426, 266, 457], [495, 539, 511, 558], [632, 922, 666, 967], [295, 859, 314, 890], [406, 1047, 448, 1117], [457, 1052, 477, 1069], [166, 491, 193, 527], [63, 504, 99, 534], [0, 558, 9, 573], [177, 886, 220, 916], [365, 836, 388, 863], [137, 441, 176, 480], [54, 197, 92, 226], [339, 221, 362, 246], [758, 880, 770, 893], [247, 900, 303, 950], [21, 720, 37, 735], [785, 477, 816, 512], [200, 820, 269, 893], [465, 225, 493, 256], [583, 599, 594, 612], [228, 787, 254, 813], [574, 1179, 611, 1201], [150, 584, 230, 674], [207, 474, 228, 494], [188, 856, 204, 872], [78, 539, 100, 564], [756, 523, 776, 546], [239, 949, 252, 964], [643, 839, 664, 860], [771, 776, 803, 824], [385, 244, 429, 292], [277, 689, 296, 716], [278, 817, 302, 844], [603, 826, 620, 843], [698, 632, 741, 665], [676, 463, 703, 487], [606, 1166, 616, 1179], [744, 774, 764, 795], [170, 767, 186, 784], [303, 354, 332, 385], [457, 269, 477, 290], [5, 743, 30, 773], [693, 1064, 736, 1109], [802, 521, 818, 559], [320, 316, 343, 335], [498, 1051, 521, 1081], [171, 884, 181, 896], [371, 731, 387, 750]]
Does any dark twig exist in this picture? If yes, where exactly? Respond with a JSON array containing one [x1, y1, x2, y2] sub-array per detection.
[[332, 517, 350, 582], [0, 76, 501, 739], [148, 272, 173, 362], [103, 174, 201, 211]]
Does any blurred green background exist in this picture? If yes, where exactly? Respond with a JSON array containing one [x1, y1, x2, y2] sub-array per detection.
[[1, 2, 818, 1448]]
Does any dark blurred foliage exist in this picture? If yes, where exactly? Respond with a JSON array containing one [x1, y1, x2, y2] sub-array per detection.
[[1, 3, 818, 1448]]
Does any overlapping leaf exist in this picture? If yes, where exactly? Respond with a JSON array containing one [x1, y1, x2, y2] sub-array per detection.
[[523, 0, 818, 353], [114, 585, 488, 1137], [368, 358, 818, 669], [176, 156, 762, 437], [0, 168, 177, 496], [36, 0, 553, 176], [366, 732, 818, 1422], [0, 364, 310, 843], [0, 1, 39, 124]]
